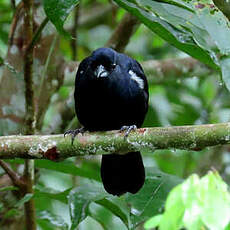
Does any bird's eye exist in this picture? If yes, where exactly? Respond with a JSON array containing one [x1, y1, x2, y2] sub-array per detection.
[[111, 63, 116, 69]]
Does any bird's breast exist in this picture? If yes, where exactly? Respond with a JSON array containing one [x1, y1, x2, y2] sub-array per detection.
[[75, 80, 147, 131]]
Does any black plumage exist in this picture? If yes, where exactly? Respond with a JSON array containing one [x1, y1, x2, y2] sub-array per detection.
[[70, 47, 149, 196]]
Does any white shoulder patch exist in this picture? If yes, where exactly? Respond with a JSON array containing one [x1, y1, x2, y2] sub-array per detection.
[[128, 70, 144, 89]]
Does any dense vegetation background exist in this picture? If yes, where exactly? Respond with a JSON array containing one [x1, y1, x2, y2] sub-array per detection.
[[1, 0, 230, 229]]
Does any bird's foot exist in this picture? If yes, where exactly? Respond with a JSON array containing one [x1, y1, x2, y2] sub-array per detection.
[[120, 125, 137, 138], [64, 127, 86, 145]]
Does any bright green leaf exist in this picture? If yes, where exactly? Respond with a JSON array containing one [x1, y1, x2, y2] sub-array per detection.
[[144, 214, 163, 229], [145, 171, 230, 230]]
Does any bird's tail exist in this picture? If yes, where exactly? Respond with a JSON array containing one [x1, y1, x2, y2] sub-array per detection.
[[101, 151, 145, 196]]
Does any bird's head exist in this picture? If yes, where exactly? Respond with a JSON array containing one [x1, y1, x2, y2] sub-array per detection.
[[91, 48, 117, 79], [76, 47, 148, 93]]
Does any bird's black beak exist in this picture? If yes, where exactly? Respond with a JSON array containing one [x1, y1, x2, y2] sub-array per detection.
[[95, 65, 109, 78]]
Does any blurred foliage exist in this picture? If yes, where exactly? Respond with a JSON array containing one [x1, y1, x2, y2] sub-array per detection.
[[144, 171, 230, 230], [1, 0, 230, 229]]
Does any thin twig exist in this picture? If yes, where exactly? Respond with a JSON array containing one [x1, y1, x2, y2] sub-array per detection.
[[0, 160, 24, 188], [9, 1, 24, 46], [22, 0, 36, 229], [62, 57, 214, 87], [23, 159, 36, 229], [70, 5, 80, 60], [78, 4, 116, 28]]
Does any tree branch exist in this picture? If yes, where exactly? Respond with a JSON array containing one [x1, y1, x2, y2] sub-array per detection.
[[142, 57, 214, 84], [1, 123, 230, 159], [106, 12, 140, 52], [78, 4, 116, 29], [62, 57, 214, 88]]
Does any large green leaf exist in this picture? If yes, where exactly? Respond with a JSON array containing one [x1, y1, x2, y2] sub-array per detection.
[[144, 172, 230, 230], [126, 168, 182, 227], [35, 185, 72, 203], [43, 0, 80, 35], [68, 168, 182, 229], [88, 202, 128, 230], [68, 182, 109, 230], [115, 0, 230, 92], [69, 183, 132, 229], [96, 198, 131, 228], [221, 57, 230, 92], [113, 0, 219, 69], [196, 7, 230, 55]]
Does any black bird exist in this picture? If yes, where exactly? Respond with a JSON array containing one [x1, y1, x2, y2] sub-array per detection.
[[66, 47, 149, 196]]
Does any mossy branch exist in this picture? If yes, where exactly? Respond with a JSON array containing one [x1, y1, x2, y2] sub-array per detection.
[[1, 123, 230, 160]]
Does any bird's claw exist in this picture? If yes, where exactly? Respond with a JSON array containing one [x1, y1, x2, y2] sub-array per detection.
[[120, 125, 137, 138], [64, 127, 86, 145]]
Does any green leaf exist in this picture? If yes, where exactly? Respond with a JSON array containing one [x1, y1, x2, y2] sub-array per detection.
[[37, 210, 68, 230], [113, 0, 219, 69], [221, 57, 230, 92], [35, 159, 101, 181], [200, 172, 230, 230], [126, 167, 182, 227], [15, 193, 33, 208], [69, 183, 130, 229], [88, 202, 128, 230], [68, 182, 109, 230], [96, 197, 131, 229], [68, 182, 132, 229], [0, 186, 18, 192], [4, 209, 20, 219], [146, 171, 230, 230], [154, 0, 194, 12], [35, 185, 72, 203], [144, 214, 163, 229], [196, 7, 230, 55], [43, 0, 80, 36]]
